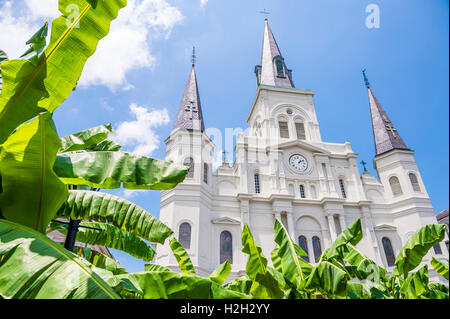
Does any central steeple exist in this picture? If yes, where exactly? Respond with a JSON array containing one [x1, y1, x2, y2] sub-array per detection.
[[173, 47, 205, 133], [255, 18, 294, 88]]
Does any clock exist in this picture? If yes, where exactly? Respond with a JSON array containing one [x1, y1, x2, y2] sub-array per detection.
[[289, 154, 308, 172]]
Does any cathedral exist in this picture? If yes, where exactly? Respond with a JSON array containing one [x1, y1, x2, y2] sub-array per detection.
[[154, 19, 449, 283]]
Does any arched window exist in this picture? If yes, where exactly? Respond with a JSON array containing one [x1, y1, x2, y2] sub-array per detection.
[[339, 179, 347, 199], [312, 236, 322, 263], [298, 236, 310, 262], [433, 243, 442, 255], [274, 57, 285, 77], [278, 120, 289, 138], [295, 122, 306, 140], [382, 237, 395, 267], [183, 157, 194, 179], [299, 185, 306, 198], [220, 231, 233, 264], [389, 176, 403, 197], [179, 223, 191, 250], [254, 174, 261, 194], [203, 163, 208, 184], [409, 173, 421, 192]]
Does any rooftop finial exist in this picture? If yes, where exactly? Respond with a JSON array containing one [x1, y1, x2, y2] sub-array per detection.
[[362, 69, 370, 88], [260, 9, 270, 21], [191, 46, 196, 66]]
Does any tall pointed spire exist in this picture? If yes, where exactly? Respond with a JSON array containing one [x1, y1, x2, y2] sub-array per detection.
[[255, 19, 294, 88], [173, 49, 205, 132], [363, 70, 409, 156]]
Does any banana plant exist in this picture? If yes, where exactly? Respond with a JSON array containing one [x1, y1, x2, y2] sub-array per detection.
[[0, 219, 119, 299], [0, 49, 8, 94], [0, 0, 127, 144]]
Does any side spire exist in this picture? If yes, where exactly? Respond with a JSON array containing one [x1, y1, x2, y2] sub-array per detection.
[[255, 19, 294, 88], [173, 50, 205, 132], [363, 70, 409, 156]]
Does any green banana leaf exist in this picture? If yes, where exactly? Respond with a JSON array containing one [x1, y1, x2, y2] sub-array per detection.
[[20, 23, 48, 65], [169, 237, 196, 275], [54, 151, 188, 190], [223, 276, 253, 295], [85, 140, 122, 152], [73, 246, 128, 275], [59, 124, 113, 153], [209, 260, 231, 285], [431, 257, 449, 280], [304, 261, 348, 297], [0, 0, 127, 144], [242, 223, 284, 299], [104, 271, 249, 299], [50, 221, 156, 262], [429, 283, 449, 299], [0, 112, 68, 233], [393, 224, 446, 278], [273, 218, 307, 289], [56, 190, 173, 244], [337, 244, 387, 283], [399, 265, 429, 299], [0, 219, 119, 299], [344, 282, 391, 299], [144, 264, 171, 272], [322, 218, 363, 260], [0, 49, 8, 94]]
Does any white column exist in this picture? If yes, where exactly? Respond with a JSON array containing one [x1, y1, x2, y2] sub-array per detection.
[[339, 214, 346, 232], [287, 212, 296, 239], [327, 214, 337, 242]]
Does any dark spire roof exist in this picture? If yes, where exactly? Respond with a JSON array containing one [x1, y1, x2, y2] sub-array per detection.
[[364, 70, 409, 156], [255, 19, 295, 88], [173, 64, 205, 132]]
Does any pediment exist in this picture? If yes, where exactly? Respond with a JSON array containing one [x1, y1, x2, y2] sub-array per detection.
[[275, 140, 330, 155], [374, 224, 397, 231], [211, 217, 241, 225]]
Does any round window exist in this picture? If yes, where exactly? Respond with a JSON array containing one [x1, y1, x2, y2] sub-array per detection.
[[286, 109, 293, 115]]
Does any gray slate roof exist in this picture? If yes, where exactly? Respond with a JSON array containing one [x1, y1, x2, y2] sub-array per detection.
[[256, 19, 295, 88], [173, 65, 205, 132], [367, 87, 409, 156]]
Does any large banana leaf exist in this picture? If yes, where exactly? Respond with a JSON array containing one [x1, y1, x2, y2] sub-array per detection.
[[399, 265, 429, 299], [393, 224, 446, 278], [50, 221, 155, 262], [54, 151, 188, 190], [104, 271, 249, 299], [429, 283, 449, 299], [241, 223, 284, 299], [85, 140, 121, 152], [209, 260, 231, 285], [223, 276, 253, 295], [304, 261, 348, 297], [0, 49, 8, 94], [322, 218, 363, 260], [144, 264, 171, 272], [0, 112, 68, 233], [59, 124, 113, 153], [431, 257, 449, 280], [56, 190, 173, 244], [20, 23, 48, 65], [337, 244, 387, 283], [169, 237, 196, 275], [73, 246, 127, 275], [273, 218, 307, 289], [0, 219, 119, 299], [0, 0, 127, 144], [344, 282, 391, 299]]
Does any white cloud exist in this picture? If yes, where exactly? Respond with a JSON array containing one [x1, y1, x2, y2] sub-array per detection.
[[112, 103, 170, 157], [200, 0, 209, 7], [0, 0, 184, 90]]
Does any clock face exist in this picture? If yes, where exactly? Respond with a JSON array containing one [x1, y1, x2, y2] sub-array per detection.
[[289, 154, 308, 172]]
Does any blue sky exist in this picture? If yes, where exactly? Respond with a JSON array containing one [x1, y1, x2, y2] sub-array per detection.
[[1, 0, 448, 272]]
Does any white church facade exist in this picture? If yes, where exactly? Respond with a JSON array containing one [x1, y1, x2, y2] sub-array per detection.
[[154, 19, 449, 283]]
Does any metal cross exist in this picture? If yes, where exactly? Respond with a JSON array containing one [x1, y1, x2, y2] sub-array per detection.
[[260, 9, 270, 20], [191, 46, 196, 66], [222, 150, 229, 163], [383, 115, 397, 137], [360, 160, 368, 172]]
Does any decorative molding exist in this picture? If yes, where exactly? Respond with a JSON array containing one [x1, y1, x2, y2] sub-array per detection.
[[374, 224, 397, 231], [211, 217, 242, 225]]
